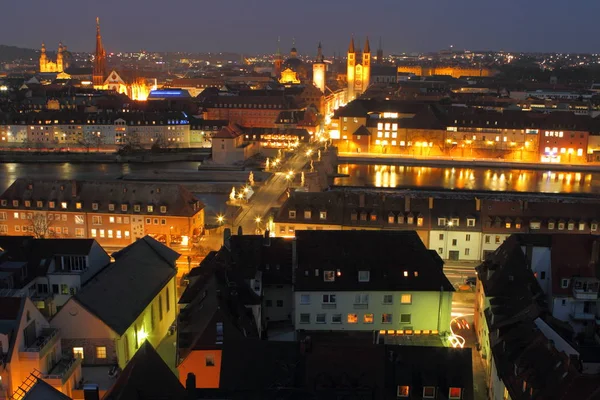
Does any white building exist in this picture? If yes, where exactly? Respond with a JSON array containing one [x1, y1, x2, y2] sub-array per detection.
[[293, 230, 454, 336]]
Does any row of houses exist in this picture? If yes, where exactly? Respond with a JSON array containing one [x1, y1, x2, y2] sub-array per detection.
[[329, 99, 600, 163], [272, 189, 600, 261], [474, 234, 600, 399]]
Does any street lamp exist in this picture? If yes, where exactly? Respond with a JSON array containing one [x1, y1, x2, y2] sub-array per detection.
[[255, 216, 262, 234], [217, 215, 225, 226]]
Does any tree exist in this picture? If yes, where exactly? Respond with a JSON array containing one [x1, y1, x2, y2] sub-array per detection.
[[29, 213, 53, 238], [150, 135, 171, 153], [79, 132, 106, 153], [117, 130, 143, 154]]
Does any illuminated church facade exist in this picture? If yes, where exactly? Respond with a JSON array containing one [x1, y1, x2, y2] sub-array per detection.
[[347, 37, 371, 101], [39, 42, 70, 73]]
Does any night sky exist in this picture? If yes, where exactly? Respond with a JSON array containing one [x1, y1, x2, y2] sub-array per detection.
[[2, 0, 600, 55]]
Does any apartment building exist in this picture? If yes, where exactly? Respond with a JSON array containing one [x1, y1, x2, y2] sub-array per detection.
[[0, 179, 205, 248], [0, 236, 111, 317], [293, 230, 454, 335], [51, 236, 179, 370], [0, 296, 82, 399], [273, 189, 600, 261]]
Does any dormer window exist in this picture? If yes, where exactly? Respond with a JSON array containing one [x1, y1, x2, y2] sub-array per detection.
[[12, 200, 19, 207], [467, 218, 475, 227], [147, 205, 154, 213], [61, 202, 68, 209], [358, 270, 370, 282], [121, 204, 128, 212], [160, 206, 167, 213], [370, 213, 377, 222], [449, 388, 462, 399], [451, 218, 459, 226], [438, 217, 447, 226], [108, 203, 115, 211], [24, 200, 31, 208], [76, 202, 82, 210], [397, 386, 409, 397], [289, 210, 296, 219], [319, 211, 327, 220], [548, 220, 556, 230], [36, 201, 43, 208], [323, 271, 335, 282], [49, 201, 55, 209], [304, 210, 311, 219], [92, 202, 98, 211], [568, 221, 575, 231], [423, 387, 436, 398], [1, 200, 7, 206], [417, 216, 424, 227], [134, 205, 141, 212]]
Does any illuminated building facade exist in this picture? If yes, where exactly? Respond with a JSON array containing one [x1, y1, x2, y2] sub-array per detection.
[[0, 179, 205, 248], [312, 42, 326, 93], [396, 65, 493, 78], [39, 42, 68, 73], [103, 69, 156, 101], [347, 37, 371, 101]]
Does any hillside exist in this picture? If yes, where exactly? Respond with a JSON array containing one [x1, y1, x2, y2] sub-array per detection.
[[0, 45, 39, 63]]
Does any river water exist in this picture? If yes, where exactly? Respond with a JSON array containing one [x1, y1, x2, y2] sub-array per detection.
[[1, 161, 599, 195], [335, 163, 600, 194]]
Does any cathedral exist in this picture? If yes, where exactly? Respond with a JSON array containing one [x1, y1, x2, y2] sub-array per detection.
[[39, 42, 70, 73], [347, 37, 371, 101]]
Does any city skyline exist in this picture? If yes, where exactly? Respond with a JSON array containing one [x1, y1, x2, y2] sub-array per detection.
[[2, 0, 600, 54]]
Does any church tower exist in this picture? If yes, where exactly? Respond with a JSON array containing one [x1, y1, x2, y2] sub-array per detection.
[[313, 42, 326, 93], [93, 17, 107, 88], [273, 37, 283, 78], [346, 36, 371, 101], [56, 42, 64, 73], [347, 37, 356, 101], [376, 37, 383, 64], [39, 43, 48, 72]]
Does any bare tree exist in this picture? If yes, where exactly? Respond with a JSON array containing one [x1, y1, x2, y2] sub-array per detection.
[[151, 135, 171, 152], [118, 130, 143, 154], [29, 213, 53, 239], [79, 132, 106, 153]]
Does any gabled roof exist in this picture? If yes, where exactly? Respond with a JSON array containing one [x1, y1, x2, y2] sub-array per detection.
[[294, 230, 454, 292], [22, 378, 72, 400], [104, 341, 187, 400], [353, 125, 371, 136], [75, 236, 178, 335], [213, 124, 244, 139]]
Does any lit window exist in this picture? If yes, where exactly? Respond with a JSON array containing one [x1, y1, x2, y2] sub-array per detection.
[[134, 205, 141, 212], [417, 217, 424, 227], [505, 222, 511, 229], [61, 202, 67, 209], [96, 346, 107, 359], [99, 229, 105, 238], [160, 206, 167, 213], [125, 231, 130, 238], [109, 216, 115, 223], [76, 202, 82, 209], [438, 217, 446, 226], [108, 230, 113, 238], [91, 229, 97, 237], [467, 218, 475, 227], [401, 294, 412, 304], [319, 211, 327, 220], [358, 270, 370, 282], [323, 271, 335, 282], [121, 204, 128, 212], [147, 205, 154, 213], [449, 388, 462, 399], [382, 313, 392, 323], [73, 347, 84, 359], [304, 210, 311, 219], [205, 355, 215, 366], [347, 313, 358, 323], [108, 203, 115, 211], [363, 314, 374, 324], [49, 201, 55, 209], [397, 386, 409, 397], [289, 210, 296, 219]]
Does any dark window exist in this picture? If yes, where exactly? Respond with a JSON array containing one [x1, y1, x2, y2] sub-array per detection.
[[159, 295, 163, 321], [166, 287, 170, 312], [37, 284, 48, 293], [277, 300, 283, 307], [52, 284, 59, 294], [266, 300, 273, 307], [541, 271, 546, 280]]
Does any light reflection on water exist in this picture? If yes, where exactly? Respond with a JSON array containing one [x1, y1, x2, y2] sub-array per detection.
[[335, 164, 599, 193]]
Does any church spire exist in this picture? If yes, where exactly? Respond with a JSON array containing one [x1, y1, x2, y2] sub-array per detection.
[[348, 36, 355, 53], [364, 37, 371, 53], [93, 17, 107, 87], [316, 41, 324, 63]]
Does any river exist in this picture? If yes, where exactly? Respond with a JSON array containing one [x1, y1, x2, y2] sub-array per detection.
[[335, 163, 600, 194], [1, 161, 600, 195]]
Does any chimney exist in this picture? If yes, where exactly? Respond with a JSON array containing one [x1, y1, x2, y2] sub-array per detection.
[[186, 373, 197, 397], [263, 230, 271, 246], [359, 193, 365, 208], [83, 384, 100, 400], [237, 226, 243, 236], [475, 197, 481, 211], [404, 196, 411, 212], [71, 180, 77, 198], [223, 228, 231, 250], [429, 197, 434, 209]]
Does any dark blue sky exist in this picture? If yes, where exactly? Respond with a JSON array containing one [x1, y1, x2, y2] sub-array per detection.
[[2, 0, 599, 55]]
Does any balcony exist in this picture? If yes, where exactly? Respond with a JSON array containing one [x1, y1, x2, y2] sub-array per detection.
[[19, 328, 60, 360], [572, 279, 600, 301], [42, 355, 82, 385], [570, 311, 596, 321]]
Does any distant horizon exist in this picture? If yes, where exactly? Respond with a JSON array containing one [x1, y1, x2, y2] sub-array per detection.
[[3, 0, 600, 55]]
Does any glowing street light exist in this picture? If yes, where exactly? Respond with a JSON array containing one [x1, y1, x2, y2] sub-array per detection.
[[217, 215, 225, 225], [255, 216, 261, 224]]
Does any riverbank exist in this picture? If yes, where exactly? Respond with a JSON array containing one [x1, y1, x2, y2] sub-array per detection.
[[338, 152, 600, 173], [0, 150, 210, 164]]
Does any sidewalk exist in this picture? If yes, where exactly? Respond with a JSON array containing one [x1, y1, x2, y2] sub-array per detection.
[[462, 328, 488, 400]]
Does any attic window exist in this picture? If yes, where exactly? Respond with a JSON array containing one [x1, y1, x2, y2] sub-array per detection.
[[134, 205, 141, 212], [304, 210, 311, 219], [24, 200, 31, 208], [397, 386, 409, 397], [61, 202, 67, 209], [12, 200, 19, 207], [323, 271, 335, 282], [423, 387, 436, 398], [561, 279, 569, 288], [36, 201, 43, 208], [108, 203, 115, 211], [449, 388, 462, 399], [76, 202, 82, 210], [0, 200, 7, 206], [121, 204, 128, 212], [319, 211, 327, 220], [358, 271, 370, 282], [147, 205, 154, 213], [289, 210, 296, 219], [92, 203, 98, 211], [160, 206, 167, 213]]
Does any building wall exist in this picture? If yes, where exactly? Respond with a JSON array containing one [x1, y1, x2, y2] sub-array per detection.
[[263, 284, 293, 324], [115, 276, 177, 369], [527, 246, 551, 294], [489, 355, 509, 400], [481, 233, 510, 260], [177, 349, 222, 389], [429, 230, 482, 261], [294, 290, 453, 334], [212, 136, 259, 165]]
